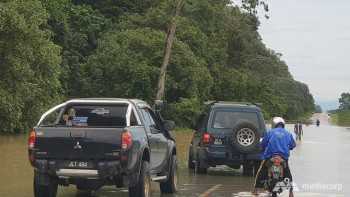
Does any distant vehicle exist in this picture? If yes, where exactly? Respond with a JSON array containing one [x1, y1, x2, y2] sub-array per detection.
[[188, 102, 266, 176], [316, 119, 320, 127], [28, 98, 177, 197]]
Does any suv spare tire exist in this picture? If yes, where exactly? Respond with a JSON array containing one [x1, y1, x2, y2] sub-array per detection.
[[232, 121, 260, 153]]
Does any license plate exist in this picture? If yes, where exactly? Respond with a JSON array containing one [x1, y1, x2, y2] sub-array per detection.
[[64, 161, 93, 169], [214, 138, 223, 145]]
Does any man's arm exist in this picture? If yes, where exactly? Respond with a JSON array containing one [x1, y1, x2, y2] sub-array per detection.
[[261, 131, 270, 150]]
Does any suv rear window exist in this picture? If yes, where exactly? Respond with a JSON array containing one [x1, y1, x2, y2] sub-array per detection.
[[41, 104, 128, 127], [212, 111, 260, 129]]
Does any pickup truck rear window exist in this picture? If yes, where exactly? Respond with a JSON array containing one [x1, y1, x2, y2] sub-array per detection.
[[40, 104, 128, 127], [212, 111, 260, 129]]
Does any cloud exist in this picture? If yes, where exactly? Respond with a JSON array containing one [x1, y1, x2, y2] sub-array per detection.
[[259, 0, 350, 101]]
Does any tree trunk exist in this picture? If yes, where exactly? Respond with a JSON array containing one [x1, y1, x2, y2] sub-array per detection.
[[155, 0, 184, 101]]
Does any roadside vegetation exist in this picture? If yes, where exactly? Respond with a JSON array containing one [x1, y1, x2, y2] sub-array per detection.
[[0, 0, 315, 133], [330, 93, 350, 126], [288, 112, 313, 125], [331, 111, 350, 126]]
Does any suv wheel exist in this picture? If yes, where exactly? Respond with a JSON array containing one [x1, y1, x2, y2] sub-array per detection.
[[197, 166, 208, 174], [160, 155, 178, 193], [243, 163, 253, 176], [34, 172, 58, 197], [243, 161, 260, 176], [232, 122, 260, 153], [188, 147, 195, 170], [129, 161, 151, 197], [195, 159, 208, 174]]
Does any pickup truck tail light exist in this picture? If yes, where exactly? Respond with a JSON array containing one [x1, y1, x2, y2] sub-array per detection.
[[121, 130, 133, 150], [202, 132, 212, 145], [28, 129, 36, 149], [28, 129, 36, 166]]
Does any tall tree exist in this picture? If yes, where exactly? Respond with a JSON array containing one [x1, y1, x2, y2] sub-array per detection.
[[156, 0, 185, 100]]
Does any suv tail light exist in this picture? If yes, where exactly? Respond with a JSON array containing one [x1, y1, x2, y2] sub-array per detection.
[[121, 130, 133, 150], [202, 132, 212, 145], [28, 129, 36, 166]]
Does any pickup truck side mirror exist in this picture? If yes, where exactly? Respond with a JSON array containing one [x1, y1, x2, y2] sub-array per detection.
[[163, 120, 175, 131]]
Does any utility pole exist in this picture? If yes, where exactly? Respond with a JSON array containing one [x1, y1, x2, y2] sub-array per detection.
[[155, 0, 184, 101]]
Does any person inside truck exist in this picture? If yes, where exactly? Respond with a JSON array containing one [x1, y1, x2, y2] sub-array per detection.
[[63, 108, 76, 126]]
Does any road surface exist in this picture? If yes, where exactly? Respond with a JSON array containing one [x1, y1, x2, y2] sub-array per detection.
[[1, 113, 349, 196]]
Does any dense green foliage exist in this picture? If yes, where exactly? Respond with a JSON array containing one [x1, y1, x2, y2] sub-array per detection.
[[0, 0, 315, 132], [339, 92, 350, 110], [331, 110, 350, 127], [0, 0, 62, 133], [332, 92, 350, 126]]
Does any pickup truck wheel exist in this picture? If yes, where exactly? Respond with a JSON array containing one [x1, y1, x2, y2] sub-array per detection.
[[188, 148, 195, 170], [34, 172, 58, 197], [129, 161, 151, 197], [160, 155, 178, 193]]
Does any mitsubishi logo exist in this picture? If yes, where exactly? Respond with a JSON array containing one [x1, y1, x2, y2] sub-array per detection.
[[74, 141, 82, 150]]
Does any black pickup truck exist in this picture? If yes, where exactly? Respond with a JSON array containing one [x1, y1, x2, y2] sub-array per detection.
[[28, 98, 177, 197]]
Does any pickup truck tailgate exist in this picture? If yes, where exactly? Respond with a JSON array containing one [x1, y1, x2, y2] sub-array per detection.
[[35, 127, 124, 160]]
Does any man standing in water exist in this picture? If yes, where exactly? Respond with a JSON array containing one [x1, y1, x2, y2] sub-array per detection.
[[294, 121, 303, 141]]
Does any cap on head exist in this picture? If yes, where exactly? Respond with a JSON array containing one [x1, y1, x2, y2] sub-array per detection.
[[272, 117, 285, 128]]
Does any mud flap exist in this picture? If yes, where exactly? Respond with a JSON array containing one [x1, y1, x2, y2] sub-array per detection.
[[123, 172, 139, 187], [35, 171, 51, 186], [34, 160, 51, 186]]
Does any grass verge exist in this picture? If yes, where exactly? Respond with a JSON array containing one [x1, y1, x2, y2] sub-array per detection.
[[331, 110, 350, 126]]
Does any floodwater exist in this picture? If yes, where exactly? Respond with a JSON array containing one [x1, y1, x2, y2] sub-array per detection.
[[1, 113, 349, 196]]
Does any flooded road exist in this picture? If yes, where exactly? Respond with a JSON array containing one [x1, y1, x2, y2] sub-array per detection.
[[1, 114, 349, 196]]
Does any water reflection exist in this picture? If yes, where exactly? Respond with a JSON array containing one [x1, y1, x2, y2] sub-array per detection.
[[0, 134, 33, 197]]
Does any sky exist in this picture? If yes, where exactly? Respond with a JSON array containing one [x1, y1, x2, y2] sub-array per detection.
[[256, 0, 350, 110]]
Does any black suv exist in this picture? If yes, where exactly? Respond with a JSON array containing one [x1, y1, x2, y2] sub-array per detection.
[[28, 98, 177, 197], [188, 102, 266, 175]]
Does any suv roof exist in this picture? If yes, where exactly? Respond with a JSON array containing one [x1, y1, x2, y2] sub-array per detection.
[[207, 101, 262, 111]]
